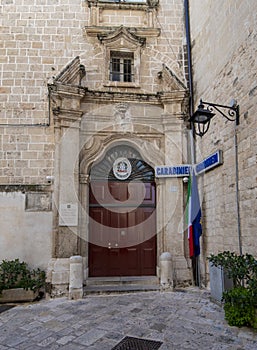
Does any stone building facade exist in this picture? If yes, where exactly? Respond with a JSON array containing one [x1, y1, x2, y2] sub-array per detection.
[[189, 0, 257, 284], [0, 0, 256, 294]]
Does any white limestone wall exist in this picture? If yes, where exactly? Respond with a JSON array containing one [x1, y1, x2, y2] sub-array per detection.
[[0, 192, 52, 269], [189, 1, 257, 266]]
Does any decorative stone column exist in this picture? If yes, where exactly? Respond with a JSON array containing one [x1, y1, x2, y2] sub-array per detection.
[[160, 252, 173, 289], [78, 174, 90, 280], [49, 58, 86, 259], [69, 255, 83, 300]]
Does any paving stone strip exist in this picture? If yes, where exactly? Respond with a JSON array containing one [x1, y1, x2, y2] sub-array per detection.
[[0, 289, 256, 349]]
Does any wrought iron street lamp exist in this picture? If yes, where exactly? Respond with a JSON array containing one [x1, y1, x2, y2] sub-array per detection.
[[190, 98, 242, 255], [190, 99, 240, 137]]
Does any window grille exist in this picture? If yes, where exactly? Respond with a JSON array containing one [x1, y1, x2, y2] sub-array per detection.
[[110, 51, 134, 83], [90, 145, 154, 181]]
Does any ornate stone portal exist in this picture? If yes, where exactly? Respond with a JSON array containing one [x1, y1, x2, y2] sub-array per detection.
[[47, 56, 191, 296]]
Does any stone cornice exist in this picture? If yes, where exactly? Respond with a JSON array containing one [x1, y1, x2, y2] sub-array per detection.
[[49, 83, 86, 100], [53, 108, 83, 127], [160, 91, 188, 103], [84, 26, 160, 38], [0, 185, 52, 192], [87, 0, 159, 10], [49, 81, 86, 127], [83, 89, 188, 105], [84, 89, 161, 104]]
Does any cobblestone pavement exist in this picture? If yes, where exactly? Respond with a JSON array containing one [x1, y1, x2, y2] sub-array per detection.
[[0, 288, 256, 349]]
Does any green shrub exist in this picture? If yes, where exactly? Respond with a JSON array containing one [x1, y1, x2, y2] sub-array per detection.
[[208, 251, 257, 287], [208, 251, 257, 329], [223, 286, 255, 327], [0, 259, 45, 294]]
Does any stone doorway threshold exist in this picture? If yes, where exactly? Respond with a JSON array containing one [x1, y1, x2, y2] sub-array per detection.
[[84, 276, 160, 295]]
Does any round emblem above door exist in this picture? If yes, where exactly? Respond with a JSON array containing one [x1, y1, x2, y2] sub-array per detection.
[[113, 157, 132, 180]]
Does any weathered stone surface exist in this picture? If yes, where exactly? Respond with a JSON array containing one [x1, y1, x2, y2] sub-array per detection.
[[0, 288, 38, 303], [0, 191, 52, 269], [25, 192, 52, 212], [0, 290, 256, 349], [190, 1, 257, 274]]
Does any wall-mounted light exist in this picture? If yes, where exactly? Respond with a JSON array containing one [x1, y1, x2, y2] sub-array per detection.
[[190, 99, 240, 137], [190, 98, 242, 255], [46, 176, 54, 184]]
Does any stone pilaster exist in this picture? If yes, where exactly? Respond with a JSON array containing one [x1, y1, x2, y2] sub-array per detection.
[[50, 68, 86, 258]]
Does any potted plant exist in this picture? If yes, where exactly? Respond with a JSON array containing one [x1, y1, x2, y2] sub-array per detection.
[[208, 251, 257, 329], [0, 259, 46, 303]]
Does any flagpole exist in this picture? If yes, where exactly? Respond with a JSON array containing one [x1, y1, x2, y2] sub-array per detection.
[[185, 0, 201, 288], [189, 130, 201, 288], [189, 129, 195, 165]]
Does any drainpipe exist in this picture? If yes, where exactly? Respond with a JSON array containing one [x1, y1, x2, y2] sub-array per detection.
[[184, 0, 194, 119], [184, 0, 196, 163], [184, 0, 201, 287], [184, 0, 196, 165], [234, 125, 243, 255]]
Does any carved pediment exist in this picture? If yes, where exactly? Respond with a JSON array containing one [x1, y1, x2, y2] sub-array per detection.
[[159, 64, 187, 92], [48, 57, 86, 126], [53, 56, 86, 86], [98, 26, 146, 47]]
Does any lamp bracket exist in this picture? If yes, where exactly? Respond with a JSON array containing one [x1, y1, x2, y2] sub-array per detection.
[[201, 100, 240, 126]]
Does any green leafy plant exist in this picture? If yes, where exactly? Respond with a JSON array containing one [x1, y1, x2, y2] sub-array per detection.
[[208, 251, 256, 287], [208, 251, 257, 328], [223, 286, 255, 327], [0, 259, 46, 295]]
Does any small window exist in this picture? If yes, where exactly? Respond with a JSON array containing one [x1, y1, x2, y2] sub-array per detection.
[[110, 51, 134, 83]]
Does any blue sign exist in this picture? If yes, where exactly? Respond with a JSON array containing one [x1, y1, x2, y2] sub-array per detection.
[[155, 150, 223, 178], [195, 150, 223, 175], [155, 165, 191, 177]]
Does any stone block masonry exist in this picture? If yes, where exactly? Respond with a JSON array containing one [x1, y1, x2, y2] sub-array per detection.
[[0, 0, 200, 290], [0, 126, 54, 184], [189, 0, 257, 262], [0, 0, 187, 186]]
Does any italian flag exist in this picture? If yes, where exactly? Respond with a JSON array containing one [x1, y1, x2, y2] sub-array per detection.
[[186, 168, 202, 258]]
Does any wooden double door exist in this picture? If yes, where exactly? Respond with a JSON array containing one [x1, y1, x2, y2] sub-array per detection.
[[89, 181, 156, 277]]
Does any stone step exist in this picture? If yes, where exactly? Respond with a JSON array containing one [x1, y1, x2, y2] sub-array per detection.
[[86, 276, 159, 286], [83, 276, 160, 295]]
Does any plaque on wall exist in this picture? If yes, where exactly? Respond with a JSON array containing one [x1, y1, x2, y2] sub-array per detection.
[[59, 203, 78, 226], [25, 192, 52, 212]]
